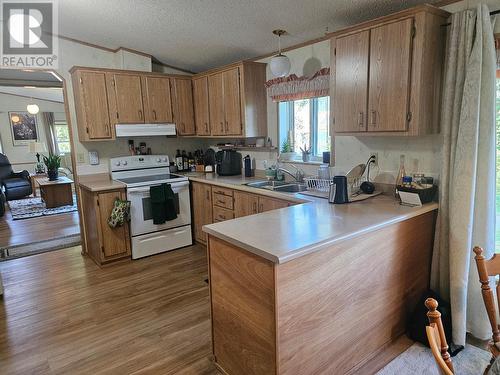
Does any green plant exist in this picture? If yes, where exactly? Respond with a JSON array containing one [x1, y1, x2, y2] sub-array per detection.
[[43, 154, 61, 171], [281, 139, 292, 153]]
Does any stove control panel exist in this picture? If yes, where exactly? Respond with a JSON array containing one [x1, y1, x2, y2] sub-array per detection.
[[110, 155, 170, 171]]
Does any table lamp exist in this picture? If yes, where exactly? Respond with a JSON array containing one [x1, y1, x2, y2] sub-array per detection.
[[29, 141, 47, 174]]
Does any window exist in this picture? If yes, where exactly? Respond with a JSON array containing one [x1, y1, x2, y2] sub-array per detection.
[[278, 96, 330, 159], [53, 122, 71, 154]]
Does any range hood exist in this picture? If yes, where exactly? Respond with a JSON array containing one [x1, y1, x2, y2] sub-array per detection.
[[115, 123, 176, 137]]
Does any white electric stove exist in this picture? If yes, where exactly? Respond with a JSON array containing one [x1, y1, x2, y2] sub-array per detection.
[[110, 155, 192, 259]]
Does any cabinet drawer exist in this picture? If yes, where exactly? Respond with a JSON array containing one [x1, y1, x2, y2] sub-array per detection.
[[213, 206, 234, 222], [212, 186, 233, 197], [213, 193, 234, 210]]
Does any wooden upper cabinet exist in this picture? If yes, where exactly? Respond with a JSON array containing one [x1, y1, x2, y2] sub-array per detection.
[[142, 76, 173, 123], [72, 70, 113, 141], [208, 72, 225, 136], [368, 18, 413, 132], [331, 6, 448, 136], [108, 72, 145, 124], [193, 76, 210, 135], [195, 61, 267, 138], [222, 67, 242, 135], [333, 31, 369, 133], [171, 78, 195, 135]]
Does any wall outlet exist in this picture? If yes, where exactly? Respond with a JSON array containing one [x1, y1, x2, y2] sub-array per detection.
[[77, 153, 85, 163], [370, 153, 378, 166], [89, 151, 99, 165]]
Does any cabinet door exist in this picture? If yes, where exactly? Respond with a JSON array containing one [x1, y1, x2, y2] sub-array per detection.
[[193, 76, 210, 135], [76, 71, 113, 139], [234, 191, 259, 218], [192, 182, 213, 244], [208, 73, 225, 136], [258, 196, 288, 213], [109, 73, 145, 123], [97, 190, 131, 260], [222, 67, 242, 135], [334, 31, 369, 133], [368, 18, 413, 132], [142, 76, 173, 123], [172, 78, 196, 135]]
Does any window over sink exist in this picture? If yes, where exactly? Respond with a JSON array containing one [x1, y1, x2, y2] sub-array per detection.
[[278, 96, 330, 160]]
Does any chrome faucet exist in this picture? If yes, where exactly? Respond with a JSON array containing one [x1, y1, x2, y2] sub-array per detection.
[[277, 164, 305, 183]]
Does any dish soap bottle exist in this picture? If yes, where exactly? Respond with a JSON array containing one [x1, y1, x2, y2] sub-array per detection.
[[395, 154, 406, 197]]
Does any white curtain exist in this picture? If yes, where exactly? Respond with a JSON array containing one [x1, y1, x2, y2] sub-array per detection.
[[431, 4, 496, 345]]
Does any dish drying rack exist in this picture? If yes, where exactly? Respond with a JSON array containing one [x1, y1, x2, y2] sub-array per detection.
[[304, 176, 363, 193]]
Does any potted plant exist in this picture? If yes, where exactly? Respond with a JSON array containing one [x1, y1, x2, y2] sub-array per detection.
[[300, 145, 311, 162], [43, 154, 61, 181], [279, 139, 295, 161]]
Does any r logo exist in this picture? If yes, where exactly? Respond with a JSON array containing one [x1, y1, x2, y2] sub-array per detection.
[[2, 1, 53, 55]]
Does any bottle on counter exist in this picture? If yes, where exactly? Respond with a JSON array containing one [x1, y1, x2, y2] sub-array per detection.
[[188, 152, 195, 171], [182, 150, 188, 171], [175, 149, 183, 171], [395, 154, 406, 197]]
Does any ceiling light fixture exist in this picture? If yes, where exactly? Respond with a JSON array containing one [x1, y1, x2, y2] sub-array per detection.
[[270, 29, 291, 78], [27, 102, 39, 114]]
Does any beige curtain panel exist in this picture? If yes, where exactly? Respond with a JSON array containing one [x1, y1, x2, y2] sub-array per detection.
[[431, 4, 497, 346]]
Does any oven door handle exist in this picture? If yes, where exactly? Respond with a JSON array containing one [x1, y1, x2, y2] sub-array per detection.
[[127, 181, 189, 194]]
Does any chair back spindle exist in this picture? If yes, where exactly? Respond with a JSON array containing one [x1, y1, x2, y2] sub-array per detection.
[[473, 246, 500, 356], [425, 298, 454, 374]]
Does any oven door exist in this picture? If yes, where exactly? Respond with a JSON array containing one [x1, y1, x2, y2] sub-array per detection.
[[127, 181, 191, 236]]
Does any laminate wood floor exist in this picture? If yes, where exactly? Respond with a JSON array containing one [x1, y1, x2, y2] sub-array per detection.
[[0, 207, 80, 248], [0, 244, 217, 375]]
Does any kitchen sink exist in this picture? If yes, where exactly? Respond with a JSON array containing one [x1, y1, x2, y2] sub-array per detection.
[[273, 184, 308, 193], [245, 180, 307, 193], [245, 180, 289, 189]]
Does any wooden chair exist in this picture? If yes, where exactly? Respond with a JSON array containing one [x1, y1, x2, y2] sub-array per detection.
[[473, 246, 500, 358], [425, 298, 455, 375]]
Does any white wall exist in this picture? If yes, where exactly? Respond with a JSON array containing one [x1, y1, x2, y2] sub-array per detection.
[[0, 93, 65, 172], [54, 37, 191, 175], [254, 31, 444, 182]]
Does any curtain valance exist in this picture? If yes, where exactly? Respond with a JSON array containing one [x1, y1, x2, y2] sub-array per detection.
[[264, 67, 330, 102]]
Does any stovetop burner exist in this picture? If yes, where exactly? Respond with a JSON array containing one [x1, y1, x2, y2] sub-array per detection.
[[116, 173, 184, 185]]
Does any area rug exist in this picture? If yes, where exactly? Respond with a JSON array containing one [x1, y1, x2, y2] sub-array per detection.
[[0, 234, 81, 260], [376, 342, 491, 375], [8, 195, 78, 220]]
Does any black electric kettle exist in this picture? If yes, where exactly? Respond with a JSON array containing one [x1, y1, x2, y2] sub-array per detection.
[[328, 175, 349, 204]]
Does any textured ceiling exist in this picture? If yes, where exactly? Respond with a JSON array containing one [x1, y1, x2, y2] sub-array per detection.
[[58, 0, 438, 73]]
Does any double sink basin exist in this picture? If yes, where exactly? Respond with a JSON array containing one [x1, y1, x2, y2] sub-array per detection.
[[245, 180, 308, 193]]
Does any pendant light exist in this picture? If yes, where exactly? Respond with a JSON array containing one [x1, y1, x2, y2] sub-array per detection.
[[27, 96, 39, 115], [270, 29, 291, 78]]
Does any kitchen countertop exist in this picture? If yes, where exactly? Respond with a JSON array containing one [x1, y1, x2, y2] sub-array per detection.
[[188, 173, 439, 264], [78, 173, 126, 192]]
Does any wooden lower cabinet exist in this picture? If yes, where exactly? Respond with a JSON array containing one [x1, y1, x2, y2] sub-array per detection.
[[191, 182, 297, 245], [234, 191, 259, 218], [208, 211, 436, 375], [258, 196, 289, 213], [79, 187, 131, 265], [191, 182, 213, 244]]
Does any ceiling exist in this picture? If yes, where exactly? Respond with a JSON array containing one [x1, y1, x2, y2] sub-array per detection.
[[58, 0, 438, 73], [0, 86, 64, 103], [0, 70, 63, 87]]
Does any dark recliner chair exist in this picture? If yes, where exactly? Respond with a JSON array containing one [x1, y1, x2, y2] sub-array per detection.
[[0, 153, 32, 201]]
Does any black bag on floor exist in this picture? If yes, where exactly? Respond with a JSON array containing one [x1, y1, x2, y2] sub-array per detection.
[[406, 289, 464, 357]]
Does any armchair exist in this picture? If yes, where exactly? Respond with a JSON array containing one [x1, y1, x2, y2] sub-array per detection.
[[0, 153, 32, 201]]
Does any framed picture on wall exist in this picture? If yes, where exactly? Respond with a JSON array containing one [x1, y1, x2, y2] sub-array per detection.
[[8, 112, 39, 146]]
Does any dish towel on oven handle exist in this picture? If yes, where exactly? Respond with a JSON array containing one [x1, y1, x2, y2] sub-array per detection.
[[150, 183, 178, 225], [107, 198, 131, 228]]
